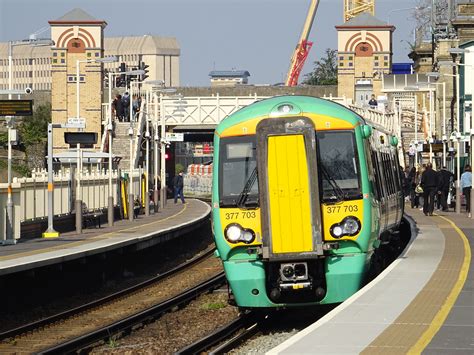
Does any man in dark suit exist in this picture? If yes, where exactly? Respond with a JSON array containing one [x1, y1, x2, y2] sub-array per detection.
[[421, 163, 439, 216], [437, 166, 453, 211], [173, 171, 185, 204]]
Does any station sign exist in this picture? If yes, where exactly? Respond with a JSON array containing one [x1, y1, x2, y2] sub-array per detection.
[[165, 132, 184, 142], [0, 100, 33, 116], [67, 117, 86, 126]]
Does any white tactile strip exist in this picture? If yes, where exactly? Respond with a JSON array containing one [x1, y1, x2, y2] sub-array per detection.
[[268, 216, 444, 354], [0, 200, 211, 276]]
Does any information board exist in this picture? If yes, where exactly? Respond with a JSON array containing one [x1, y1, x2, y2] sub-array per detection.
[[165, 132, 184, 142], [0, 100, 33, 116]]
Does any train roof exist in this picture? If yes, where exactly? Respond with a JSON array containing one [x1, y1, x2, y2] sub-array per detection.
[[215, 95, 365, 135]]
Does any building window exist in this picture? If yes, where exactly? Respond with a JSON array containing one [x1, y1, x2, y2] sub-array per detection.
[[53, 59, 57, 64], [87, 52, 92, 57], [95, 52, 100, 57], [349, 62, 353, 67], [53, 52, 57, 57], [384, 62, 388, 67], [61, 59, 65, 64], [339, 56, 344, 60], [339, 62, 344, 67], [384, 55, 388, 60], [375, 61, 379, 66], [80, 76, 85, 82], [375, 56, 379, 60], [348, 56, 353, 60], [60, 52, 65, 57]]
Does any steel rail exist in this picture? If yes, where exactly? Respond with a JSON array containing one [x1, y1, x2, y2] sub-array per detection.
[[39, 272, 226, 354], [176, 312, 267, 354], [0, 248, 215, 341]]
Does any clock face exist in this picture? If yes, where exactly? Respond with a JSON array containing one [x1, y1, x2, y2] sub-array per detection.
[[355, 42, 373, 57]]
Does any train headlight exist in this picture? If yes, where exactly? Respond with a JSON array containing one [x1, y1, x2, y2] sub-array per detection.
[[332, 225, 343, 238], [224, 224, 256, 244], [225, 224, 243, 243], [242, 230, 256, 243], [342, 217, 360, 235], [330, 216, 361, 238]]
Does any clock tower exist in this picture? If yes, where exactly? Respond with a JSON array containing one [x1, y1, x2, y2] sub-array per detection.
[[336, 12, 394, 106]]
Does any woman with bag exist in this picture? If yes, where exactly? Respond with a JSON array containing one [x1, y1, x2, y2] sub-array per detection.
[[409, 167, 420, 208]]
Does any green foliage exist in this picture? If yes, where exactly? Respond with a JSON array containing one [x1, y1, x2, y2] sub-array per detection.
[[19, 103, 51, 146], [202, 302, 226, 310], [0, 160, 31, 177], [303, 48, 338, 86], [0, 132, 7, 147], [13, 163, 31, 177]]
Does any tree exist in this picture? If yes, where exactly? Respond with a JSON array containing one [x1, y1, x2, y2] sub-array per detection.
[[19, 102, 51, 147], [303, 48, 338, 85]]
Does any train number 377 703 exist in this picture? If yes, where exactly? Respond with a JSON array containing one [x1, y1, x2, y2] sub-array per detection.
[[326, 205, 359, 213], [225, 211, 257, 220]]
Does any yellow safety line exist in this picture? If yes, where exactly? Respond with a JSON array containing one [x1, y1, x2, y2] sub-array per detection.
[[0, 203, 189, 261], [408, 214, 472, 354]]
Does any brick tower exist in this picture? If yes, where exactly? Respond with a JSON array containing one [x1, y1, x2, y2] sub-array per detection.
[[49, 8, 107, 150], [336, 12, 394, 106]]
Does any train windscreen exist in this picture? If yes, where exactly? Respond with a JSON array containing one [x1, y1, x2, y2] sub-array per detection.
[[219, 136, 258, 207], [316, 130, 361, 201], [218, 130, 361, 206]]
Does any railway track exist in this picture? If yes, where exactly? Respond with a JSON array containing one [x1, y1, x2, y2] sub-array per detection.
[[176, 312, 269, 354], [0, 248, 224, 354]]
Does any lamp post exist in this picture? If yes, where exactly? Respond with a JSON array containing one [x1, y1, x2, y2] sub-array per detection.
[[106, 68, 141, 226], [4, 38, 54, 245], [75, 56, 117, 231], [426, 74, 448, 167], [404, 87, 421, 168], [439, 54, 474, 214], [143, 81, 165, 213]]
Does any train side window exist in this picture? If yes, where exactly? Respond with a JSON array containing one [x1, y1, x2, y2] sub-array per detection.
[[385, 153, 395, 195], [365, 142, 379, 200], [370, 149, 383, 200]]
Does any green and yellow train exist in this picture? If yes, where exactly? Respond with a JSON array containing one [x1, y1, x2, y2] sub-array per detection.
[[212, 96, 404, 308]]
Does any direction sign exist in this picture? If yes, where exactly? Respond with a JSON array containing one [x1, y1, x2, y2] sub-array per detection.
[[0, 100, 33, 116], [67, 117, 86, 125], [165, 132, 184, 142]]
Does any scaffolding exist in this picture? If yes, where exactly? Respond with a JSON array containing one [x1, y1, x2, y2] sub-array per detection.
[[344, 0, 375, 22]]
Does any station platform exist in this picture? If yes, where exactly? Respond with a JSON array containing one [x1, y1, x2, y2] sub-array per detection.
[[270, 208, 473, 354], [0, 199, 211, 276]]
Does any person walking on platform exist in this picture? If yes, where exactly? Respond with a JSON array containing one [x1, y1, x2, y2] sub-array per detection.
[[460, 165, 472, 216], [421, 163, 439, 216], [408, 167, 420, 208], [173, 171, 185, 204], [437, 166, 453, 211]]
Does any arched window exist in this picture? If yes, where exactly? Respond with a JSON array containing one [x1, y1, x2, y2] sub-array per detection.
[[67, 38, 86, 53], [355, 42, 373, 57]]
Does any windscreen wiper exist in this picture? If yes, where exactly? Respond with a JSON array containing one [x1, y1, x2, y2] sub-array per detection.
[[320, 163, 345, 202], [237, 166, 258, 209]]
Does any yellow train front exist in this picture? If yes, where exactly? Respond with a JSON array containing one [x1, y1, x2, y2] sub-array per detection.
[[212, 96, 404, 308]]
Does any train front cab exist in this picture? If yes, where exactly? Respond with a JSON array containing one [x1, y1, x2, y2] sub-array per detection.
[[214, 114, 387, 308]]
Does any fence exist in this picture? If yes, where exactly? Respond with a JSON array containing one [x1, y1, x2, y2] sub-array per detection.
[[0, 169, 142, 242], [184, 164, 212, 199]]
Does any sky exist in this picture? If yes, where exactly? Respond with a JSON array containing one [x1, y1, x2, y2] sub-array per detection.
[[0, 0, 419, 86]]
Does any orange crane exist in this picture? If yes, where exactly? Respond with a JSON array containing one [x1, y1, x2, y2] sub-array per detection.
[[285, 0, 320, 86], [285, 0, 375, 86]]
